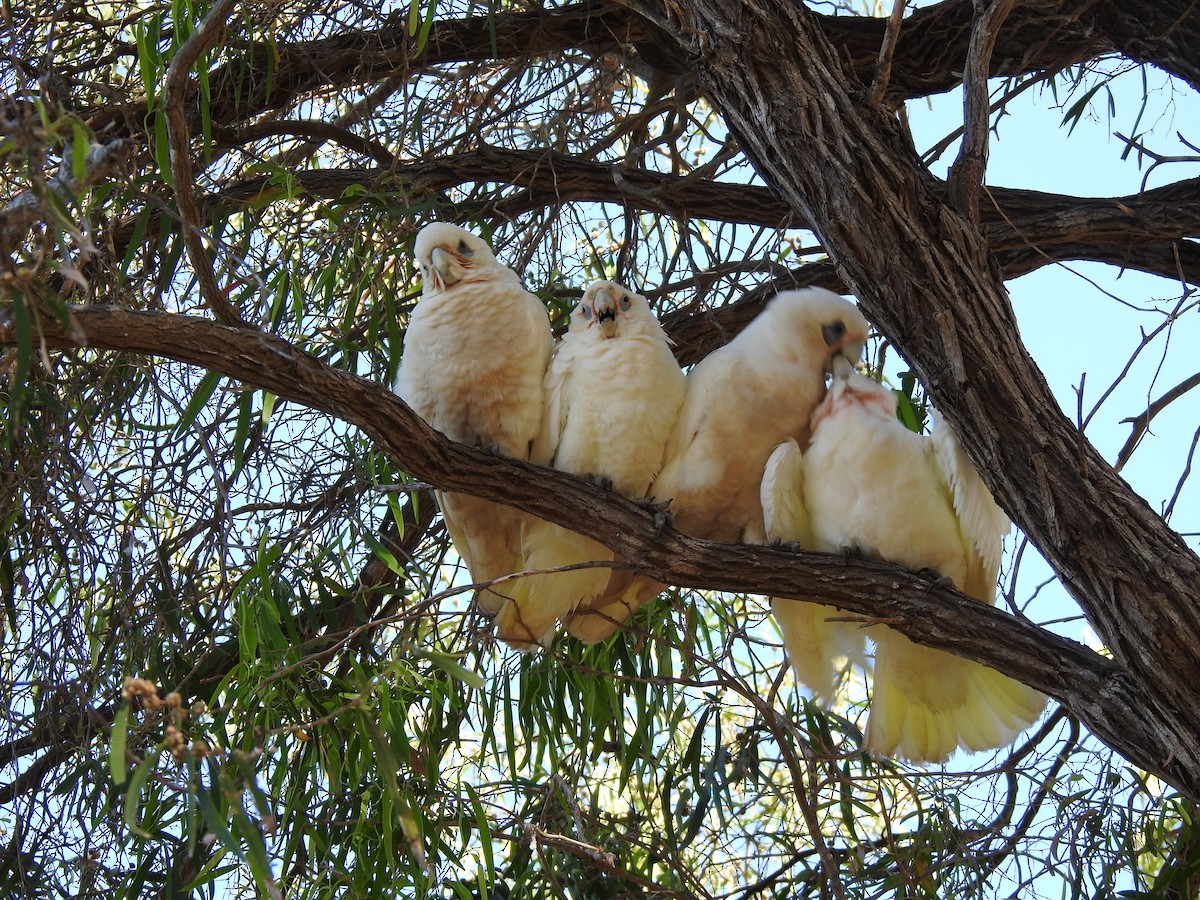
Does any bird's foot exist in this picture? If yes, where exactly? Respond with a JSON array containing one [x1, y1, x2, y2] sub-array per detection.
[[473, 437, 503, 456], [589, 473, 614, 491], [916, 567, 954, 590], [839, 544, 863, 561], [637, 496, 674, 532]]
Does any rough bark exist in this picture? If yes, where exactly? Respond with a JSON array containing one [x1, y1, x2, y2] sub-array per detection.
[[616, 0, 1200, 793], [0, 304, 1180, 792]]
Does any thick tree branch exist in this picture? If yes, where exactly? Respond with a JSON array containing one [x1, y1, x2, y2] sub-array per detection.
[[947, 0, 1018, 224], [104, 148, 1200, 288], [86, 0, 1135, 144], [0, 304, 1193, 797], [617, 0, 1200, 798]]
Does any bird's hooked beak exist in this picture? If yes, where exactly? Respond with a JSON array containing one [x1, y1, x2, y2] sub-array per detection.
[[829, 353, 856, 383], [427, 246, 458, 292], [821, 320, 865, 371], [590, 287, 620, 337]]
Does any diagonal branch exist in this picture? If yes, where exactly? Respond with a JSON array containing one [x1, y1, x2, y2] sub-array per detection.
[[947, 0, 1018, 225], [0, 304, 1194, 798], [162, 0, 248, 328]]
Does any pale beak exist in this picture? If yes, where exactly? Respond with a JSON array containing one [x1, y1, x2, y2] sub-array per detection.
[[593, 287, 619, 337], [429, 246, 461, 290]]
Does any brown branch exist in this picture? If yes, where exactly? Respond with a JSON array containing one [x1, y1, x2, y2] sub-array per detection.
[[1, 304, 1194, 799], [947, 0, 1018, 225], [1115, 371, 1200, 472], [86, 0, 1131, 145], [866, 0, 909, 110], [103, 148, 1200, 290], [162, 0, 248, 328]]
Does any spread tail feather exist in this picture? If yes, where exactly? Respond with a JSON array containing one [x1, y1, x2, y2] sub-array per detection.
[[866, 627, 1046, 763]]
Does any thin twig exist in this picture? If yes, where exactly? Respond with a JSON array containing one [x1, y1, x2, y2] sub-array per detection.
[[1164, 427, 1200, 521], [867, 0, 909, 110], [1115, 371, 1200, 472], [163, 0, 248, 327]]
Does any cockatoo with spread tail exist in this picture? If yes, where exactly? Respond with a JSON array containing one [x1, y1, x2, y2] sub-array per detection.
[[395, 222, 552, 613], [567, 287, 870, 643], [774, 356, 1046, 762], [495, 281, 685, 648]]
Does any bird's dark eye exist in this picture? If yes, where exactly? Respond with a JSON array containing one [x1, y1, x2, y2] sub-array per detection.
[[457, 240, 473, 257], [582, 305, 593, 320], [619, 295, 632, 310], [822, 321, 847, 347]]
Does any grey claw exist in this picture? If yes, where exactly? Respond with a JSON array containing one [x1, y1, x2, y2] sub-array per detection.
[[590, 474, 614, 491]]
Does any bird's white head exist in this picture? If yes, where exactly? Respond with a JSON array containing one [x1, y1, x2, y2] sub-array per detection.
[[413, 222, 497, 295], [574, 280, 668, 342], [766, 287, 871, 372]]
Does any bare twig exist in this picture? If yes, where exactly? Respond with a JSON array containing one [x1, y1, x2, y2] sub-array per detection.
[[1165, 427, 1200, 522], [1115, 371, 1200, 472], [162, 0, 248, 328], [1114, 131, 1200, 193], [867, 0, 909, 110]]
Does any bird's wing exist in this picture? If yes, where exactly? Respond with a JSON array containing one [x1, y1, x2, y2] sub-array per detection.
[[926, 410, 1011, 602]]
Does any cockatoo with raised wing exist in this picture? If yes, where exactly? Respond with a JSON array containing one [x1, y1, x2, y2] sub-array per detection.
[[777, 357, 1046, 762], [495, 280, 685, 648], [569, 287, 870, 643], [395, 222, 552, 613]]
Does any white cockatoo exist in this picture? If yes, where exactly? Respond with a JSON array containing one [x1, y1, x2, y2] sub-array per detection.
[[495, 281, 685, 648], [395, 222, 552, 612], [572, 287, 871, 643], [766, 357, 1046, 762]]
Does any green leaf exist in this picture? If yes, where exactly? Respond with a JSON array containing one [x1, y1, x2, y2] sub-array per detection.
[[123, 747, 162, 837], [418, 650, 484, 691], [110, 704, 130, 787], [173, 371, 222, 437], [260, 390, 277, 425], [71, 123, 90, 185]]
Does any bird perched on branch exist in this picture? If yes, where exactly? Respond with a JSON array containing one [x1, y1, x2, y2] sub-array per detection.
[[496, 280, 685, 648], [395, 222, 552, 613], [574, 287, 870, 643], [762, 357, 1046, 762]]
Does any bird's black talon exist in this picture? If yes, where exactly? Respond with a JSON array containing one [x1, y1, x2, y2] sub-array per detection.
[[590, 474, 614, 491], [653, 509, 673, 532]]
